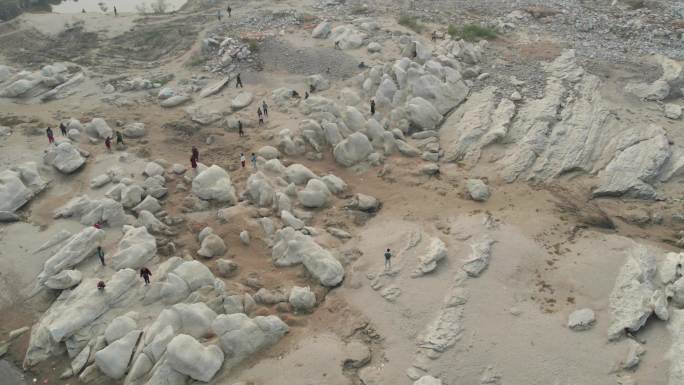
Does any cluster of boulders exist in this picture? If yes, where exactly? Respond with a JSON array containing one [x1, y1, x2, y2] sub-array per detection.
[[0, 63, 85, 102], [0, 162, 47, 221]]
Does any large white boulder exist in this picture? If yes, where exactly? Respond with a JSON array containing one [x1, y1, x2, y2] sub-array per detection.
[[211, 314, 288, 374], [305, 74, 330, 92], [461, 238, 494, 277], [110, 226, 157, 270], [95, 330, 141, 379], [166, 334, 224, 382], [172, 260, 215, 291], [123, 122, 146, 138], [84, 118, 113, 139], [44, 270, 82, 289], [197, 233, 226, 258], [330, 25, 365, 49], [54, 196, 127, 226], [272, 227, 344, 286], [44, 142, 86, 174], [334, 132, 373, 166], [38, 227, 105, 282], [105, 314, 138, 344], [312, 21, 332, 38], [24, 269, 138, 366], [289, 286, 316, 312], [0, 162, 47, 214], [298, 178, 331, 208], [231, 92, 254, 110], [160, 95, 191, 108], [412, 237, 447, 277], [192, 165, 237, 204], [607, 246, 658, 340], [285, 164, 317, 185], [406, 97, 442, 131]]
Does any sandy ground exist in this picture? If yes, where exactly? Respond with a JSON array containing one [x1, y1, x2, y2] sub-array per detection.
[[0, 1, 682, 385]]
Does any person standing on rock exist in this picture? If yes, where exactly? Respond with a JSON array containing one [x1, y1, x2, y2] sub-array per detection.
[[236, 73, 243, 88], [46, 127, 55, 145], [257, 107, 264, 125], [192, 146, 199, 162], [116, 130, 124, 146], [370, 99, 376, 115], [262, 101, 268, 118], [105, 136, 112, 152], [227, 5, 231, 17], [251, 152, 257, 169], [384, 248, 392, 270], [240, 153, 246, 168], [59, 122, 67, 136], [97, 246, 105, 266], [238, 120, 244, 137], [140, 267, 152, 285]]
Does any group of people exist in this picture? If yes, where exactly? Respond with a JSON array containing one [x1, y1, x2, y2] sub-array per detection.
[[105, 131, 124, 151], [217, 5, 232, 20]]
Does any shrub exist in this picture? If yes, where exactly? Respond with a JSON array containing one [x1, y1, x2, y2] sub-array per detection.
[[448, 24, 498, 42], [398, 14, 423, 33]]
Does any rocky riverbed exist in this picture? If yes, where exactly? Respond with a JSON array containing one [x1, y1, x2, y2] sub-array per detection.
[[0, 1, 683, 385]]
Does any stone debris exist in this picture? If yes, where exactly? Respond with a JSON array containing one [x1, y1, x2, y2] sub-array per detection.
[[462, 238, 495, 277], [567, 308, 596, 331]]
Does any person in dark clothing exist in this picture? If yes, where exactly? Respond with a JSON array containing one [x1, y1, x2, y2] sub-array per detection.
[[384, 248, 392, 270], [304, 91, 309, 99], [227, 5, 231, 16], [235, 73, 243, 88], [309, 84, 316, 94], [431, 30, 437, 41], [97, 280, 106, 291], [370, 99, 376, 115], [116, 131, 124, 145], [217, 10, 221, 21], [292, 90, 300, 99], [114, 6, 117, 16], [262, 101, 268, 118], [257, 107, 263, 125], [192, 147, 199, 162], [238, 120, 244, 137], [82, 8, 86, 13], [334, 40, 340, 49], [358, 61, 367, 69], [140, 267, 152, 285], [46, 127, 55, 144], [97, 246, 105, 266], [59, 122, 67, 136], [105, 136, 112, 151], [191, 155, 197, 169]]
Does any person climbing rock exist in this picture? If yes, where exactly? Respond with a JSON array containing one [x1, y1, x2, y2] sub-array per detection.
[[262, 101, 269, 118], [238, 120, 244, 137], [370, 99, 376, 115], [97, 246, 105, 266], [105, 136, 112, 151], [384, 248, 392, 270], [116, 130, 124, 146], [140, 267, 152, 285], [59, 122, 67, 136], [235, 73, 243, 88], [46, 127, 55, 145], [251, 152, 257, 169]]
